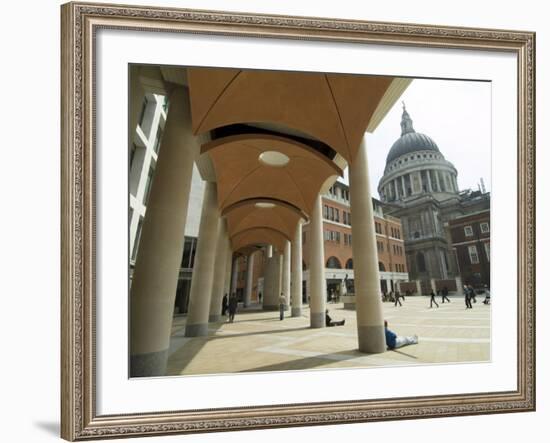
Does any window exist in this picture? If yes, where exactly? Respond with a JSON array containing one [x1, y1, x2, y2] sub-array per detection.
[[464, 225, 474, 237], [334, 208, 340, 223], [131, 216, 144, 261], [326, 256, 342, 269], [152, 125, 163, 154], [480, 222, 490, 233], [468, 245, 479, 264], [143, 162, 156, 205], [345, 259, 353, 269], [323, 205, 329, 219], [375, 222, 382, 234]]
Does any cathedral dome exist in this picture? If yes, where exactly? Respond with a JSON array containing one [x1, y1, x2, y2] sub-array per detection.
[[386, 105, 440, 164]]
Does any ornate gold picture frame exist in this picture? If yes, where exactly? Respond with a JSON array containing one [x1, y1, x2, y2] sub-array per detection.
[[61, 1, 535, 440]]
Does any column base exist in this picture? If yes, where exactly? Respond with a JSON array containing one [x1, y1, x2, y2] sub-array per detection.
[[357, 325, 387, 353], [310, 312, 325, 328], [185, 323, 209, 337], [130, 349, 168, 377], [209, 314, 223, 323], [291, 307, 302, 317]]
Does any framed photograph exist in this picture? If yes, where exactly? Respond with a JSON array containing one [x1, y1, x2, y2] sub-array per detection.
[[61, 1, 535, 440]]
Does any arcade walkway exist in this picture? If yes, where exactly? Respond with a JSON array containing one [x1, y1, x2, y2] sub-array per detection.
[[166, 296, 490, 376]]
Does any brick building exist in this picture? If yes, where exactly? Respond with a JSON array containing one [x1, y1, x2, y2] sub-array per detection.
[[302, 181, 408, 299], [447, 210, 490, 288]]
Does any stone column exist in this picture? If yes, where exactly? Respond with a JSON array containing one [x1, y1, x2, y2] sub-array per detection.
[[426, 169, 433, 192], [282, 240, 291, 308], [223, 246, 233, 301], [185, 182, 220, 337], [230, 256, 239, 295], [349, 137, 386, 353], [291, 221, 303, 317], [393, 179, 400, 199], [130, 86, 200, 377], [209, 219, 229, 323], [401, 175, 406, 197], [263, 252, 281, 310], [309, 194, 326, 328], [416, 280, 422, 295], [266, 244, 273, 258], [244, 252, 255, 307]]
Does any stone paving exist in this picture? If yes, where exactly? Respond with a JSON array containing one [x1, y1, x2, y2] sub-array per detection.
[[166, 295, 490, 376]]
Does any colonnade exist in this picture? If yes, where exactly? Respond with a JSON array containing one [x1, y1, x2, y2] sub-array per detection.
[[130, 80, 390, 377]]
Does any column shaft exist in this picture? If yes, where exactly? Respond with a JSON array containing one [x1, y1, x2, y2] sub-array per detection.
[[230, 257, 239, 295], [282, 241, 291, 308], [263, 252, 281, 310], [209, 219, 229, 322], [309, 195, 326, 328], [244, 252, 255, 307], [291, 222, 303, 317], [349, 138, 386, 353], [130, 87, 200, 376], [185, 182, 220, 337]]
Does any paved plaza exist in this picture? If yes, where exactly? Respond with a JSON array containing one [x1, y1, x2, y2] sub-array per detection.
[[166, 295, 490, 376]]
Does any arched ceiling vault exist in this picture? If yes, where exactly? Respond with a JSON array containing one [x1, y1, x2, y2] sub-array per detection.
[[231, 227, 288, 253], [188, 67, 395, 163], [202, 133, 342, 216], [223, 198, 306, 243]]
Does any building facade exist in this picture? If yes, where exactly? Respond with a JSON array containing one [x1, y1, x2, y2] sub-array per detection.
[[448, 210, 491, 288], [377, 104, 490, 292], [302, 180, 409, 299], [128, 85, 206, 314]]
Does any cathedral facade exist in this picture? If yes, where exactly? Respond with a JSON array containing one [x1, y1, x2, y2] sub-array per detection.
[[378, 105, 490, 291]]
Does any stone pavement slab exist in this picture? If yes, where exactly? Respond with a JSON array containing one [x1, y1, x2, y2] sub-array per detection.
[[166, 295, 490, 376]]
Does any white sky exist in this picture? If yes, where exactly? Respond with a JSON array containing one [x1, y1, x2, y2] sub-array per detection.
[[341, 78, 492, 198]]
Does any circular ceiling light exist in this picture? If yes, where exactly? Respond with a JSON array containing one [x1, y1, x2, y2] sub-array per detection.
[[255, 202, 276, 209], [258, 151, 290, 167]]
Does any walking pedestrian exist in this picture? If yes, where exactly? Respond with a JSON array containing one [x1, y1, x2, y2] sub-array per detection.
[[464, 285, 473, 309], [279, 292, 286, 320], [469, 285, 477, 303], [394, 289, 402, 307], [228, 293, 238, 323], [221, 293, 228, 316], [429, 290, 439, 308], [441, 286, 451, 303]]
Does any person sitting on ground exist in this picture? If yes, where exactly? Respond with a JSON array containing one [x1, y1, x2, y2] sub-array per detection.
[[384, 320, 418, 350], [325, 309, 345, 327]]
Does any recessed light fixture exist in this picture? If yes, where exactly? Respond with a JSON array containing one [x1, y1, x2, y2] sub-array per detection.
[[258, 151, 289, 167], [255, 202, 276, 209]]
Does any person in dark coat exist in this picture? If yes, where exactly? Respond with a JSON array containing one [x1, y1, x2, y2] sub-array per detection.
[[394, 289, 403, 307], [429, 290, 439, 308], [441, 286, 451, 303], [221, 293, 228, 316], [228, 293, 238, 323], [464, 285, 473, 309]]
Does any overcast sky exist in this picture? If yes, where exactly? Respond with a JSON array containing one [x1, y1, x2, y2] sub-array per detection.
[[341, 78, 492, 198]]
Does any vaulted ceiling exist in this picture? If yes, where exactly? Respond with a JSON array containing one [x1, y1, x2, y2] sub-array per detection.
[[186, 67, 409, 252]]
